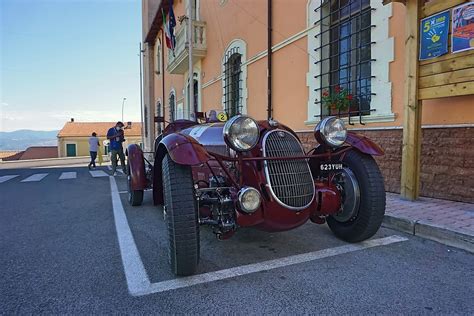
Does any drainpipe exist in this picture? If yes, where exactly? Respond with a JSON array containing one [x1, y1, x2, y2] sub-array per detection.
[[267, 0, 272, 120], [187, 1, 194, 120]]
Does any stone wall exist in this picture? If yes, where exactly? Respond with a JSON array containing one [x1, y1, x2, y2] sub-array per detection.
[[297, 127, 474, 203]]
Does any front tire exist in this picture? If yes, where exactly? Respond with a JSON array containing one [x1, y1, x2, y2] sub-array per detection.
[[162, 154, 200, 276], [327, 150, 386, 242]]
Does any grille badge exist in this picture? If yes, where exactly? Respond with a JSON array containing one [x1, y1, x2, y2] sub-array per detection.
[[277, 131, 286, 138]]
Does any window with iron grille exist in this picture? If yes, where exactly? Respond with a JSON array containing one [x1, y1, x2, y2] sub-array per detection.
[[169, 91, 176, 122], [156, 100, 162, 134], [223, 48, 242, 118], [316, 0, 374, 124]]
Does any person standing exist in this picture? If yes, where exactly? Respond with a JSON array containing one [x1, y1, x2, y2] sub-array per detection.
[[88, 132, 100, 170], [107, 121, 126, 176]]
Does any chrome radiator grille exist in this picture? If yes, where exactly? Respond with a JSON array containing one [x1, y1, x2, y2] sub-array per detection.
[[263, 130, 315, 209]]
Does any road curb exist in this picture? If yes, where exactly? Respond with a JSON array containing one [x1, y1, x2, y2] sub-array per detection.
[[382, 215, 415, 235], [382, 214, 474, 254]]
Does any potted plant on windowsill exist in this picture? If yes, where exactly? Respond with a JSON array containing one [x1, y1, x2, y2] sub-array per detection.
[[321, 86, 353, 113]]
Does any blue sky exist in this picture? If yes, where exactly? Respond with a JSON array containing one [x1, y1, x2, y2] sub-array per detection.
[[0, 0, 142, 132]]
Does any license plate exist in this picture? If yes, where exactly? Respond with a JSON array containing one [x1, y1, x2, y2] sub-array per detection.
[[319, 162, 344, 172]]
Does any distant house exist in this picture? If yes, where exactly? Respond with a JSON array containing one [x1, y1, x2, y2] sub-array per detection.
[[0, 151, 22, 161], [2, 146, 58, 161], [57, 120, 143, 157]]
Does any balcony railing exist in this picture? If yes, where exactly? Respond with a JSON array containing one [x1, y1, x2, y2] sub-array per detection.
[[167, 20, 207, 74]]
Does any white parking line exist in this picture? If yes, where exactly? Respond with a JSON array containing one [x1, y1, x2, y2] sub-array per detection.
[[109, 176, 409, 297], [145, 235, 408, 295], [0, 175, 19, 183], [59, 172, 77, 180], [21, 173, 48, 182], [110, 176, 150, 295], [89, 170, 109, 178]]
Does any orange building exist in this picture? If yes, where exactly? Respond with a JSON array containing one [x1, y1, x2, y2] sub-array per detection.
[[141, 0, 473, 203]]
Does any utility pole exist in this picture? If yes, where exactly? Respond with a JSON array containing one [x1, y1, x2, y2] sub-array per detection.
[[139, 42, 145, 146]]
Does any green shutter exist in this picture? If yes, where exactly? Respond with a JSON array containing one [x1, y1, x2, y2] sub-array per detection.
[[66, 144, 76, 157]]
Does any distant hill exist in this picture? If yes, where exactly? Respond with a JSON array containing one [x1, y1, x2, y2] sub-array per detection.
[[0, 130, 59, 151]]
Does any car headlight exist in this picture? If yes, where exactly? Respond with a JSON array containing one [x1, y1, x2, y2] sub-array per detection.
[[223, 115, 260, 151], [314, 117, 347, 147], [238, 187, 261, 213]]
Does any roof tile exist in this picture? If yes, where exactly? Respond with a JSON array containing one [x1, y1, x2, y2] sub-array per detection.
[[57, 122, 142, 137]]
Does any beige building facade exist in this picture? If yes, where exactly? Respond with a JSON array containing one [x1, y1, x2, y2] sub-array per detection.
[[57, 121, 143, 158], [142, 0, 474, 202]]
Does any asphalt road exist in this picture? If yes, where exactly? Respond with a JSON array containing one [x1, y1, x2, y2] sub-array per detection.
[[1, 166, 473, 314]]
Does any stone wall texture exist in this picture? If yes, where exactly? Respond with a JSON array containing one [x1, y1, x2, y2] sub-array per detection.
[[297, 127, 474, 203]]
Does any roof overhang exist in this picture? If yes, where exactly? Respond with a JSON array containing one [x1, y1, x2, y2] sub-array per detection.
[[144, 0, 172, 45], [382, 0, 406, 4]]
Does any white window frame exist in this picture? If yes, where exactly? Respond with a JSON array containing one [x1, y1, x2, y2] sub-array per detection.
[[221, 39, 248, 115], [184, 71, 202, 120], [186, 0, 200, 20], [306, 0, 395, 125]]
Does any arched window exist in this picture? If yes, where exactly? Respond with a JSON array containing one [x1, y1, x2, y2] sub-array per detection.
[[224, 52, 242, 117], [222, 39, 247, 117], [169, 90, 176, 122], [156, 99, 162, 134], [186, 72, 200, 120]]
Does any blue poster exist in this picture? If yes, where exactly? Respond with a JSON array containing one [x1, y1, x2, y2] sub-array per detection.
[[419, 10, 450, 60]]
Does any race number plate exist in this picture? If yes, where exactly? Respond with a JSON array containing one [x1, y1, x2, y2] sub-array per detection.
[[319, 162, 344, 173]]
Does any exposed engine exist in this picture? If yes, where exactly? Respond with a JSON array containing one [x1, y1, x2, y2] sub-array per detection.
[[195, 175, 237, 240]]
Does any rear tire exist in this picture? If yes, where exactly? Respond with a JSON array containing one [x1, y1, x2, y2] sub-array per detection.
[[162, 154, 200, 276], [127, 162, 144, 206], [327, 150, 385, 242]]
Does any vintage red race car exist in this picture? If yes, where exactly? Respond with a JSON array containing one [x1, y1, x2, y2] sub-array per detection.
[[126, 114, 386, 276]]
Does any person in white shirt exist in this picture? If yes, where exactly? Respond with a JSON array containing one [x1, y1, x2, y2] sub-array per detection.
[[88, 132, 100, 170]]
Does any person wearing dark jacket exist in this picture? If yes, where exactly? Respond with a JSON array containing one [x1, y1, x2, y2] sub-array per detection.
[[106, 122, 126, 176]]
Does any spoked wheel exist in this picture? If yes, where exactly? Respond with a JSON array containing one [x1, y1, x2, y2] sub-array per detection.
[[127, 161, 144, 206], [327, 150, 386, 242], [162, 154, 200, 276]]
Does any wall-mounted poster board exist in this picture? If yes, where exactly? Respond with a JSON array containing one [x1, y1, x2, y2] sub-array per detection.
[[419, 10, 450, 60], [418, 0, 474, 100], [452, 2, 474, 53]]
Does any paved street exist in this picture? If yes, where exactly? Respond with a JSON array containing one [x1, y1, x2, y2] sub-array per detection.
[[1, 166, 474, 314]]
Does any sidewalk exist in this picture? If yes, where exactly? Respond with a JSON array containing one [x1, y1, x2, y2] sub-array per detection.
[[383, 192, 474, 253]]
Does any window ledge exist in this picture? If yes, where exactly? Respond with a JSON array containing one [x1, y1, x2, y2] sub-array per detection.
[[304, 113, 396, 126]]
